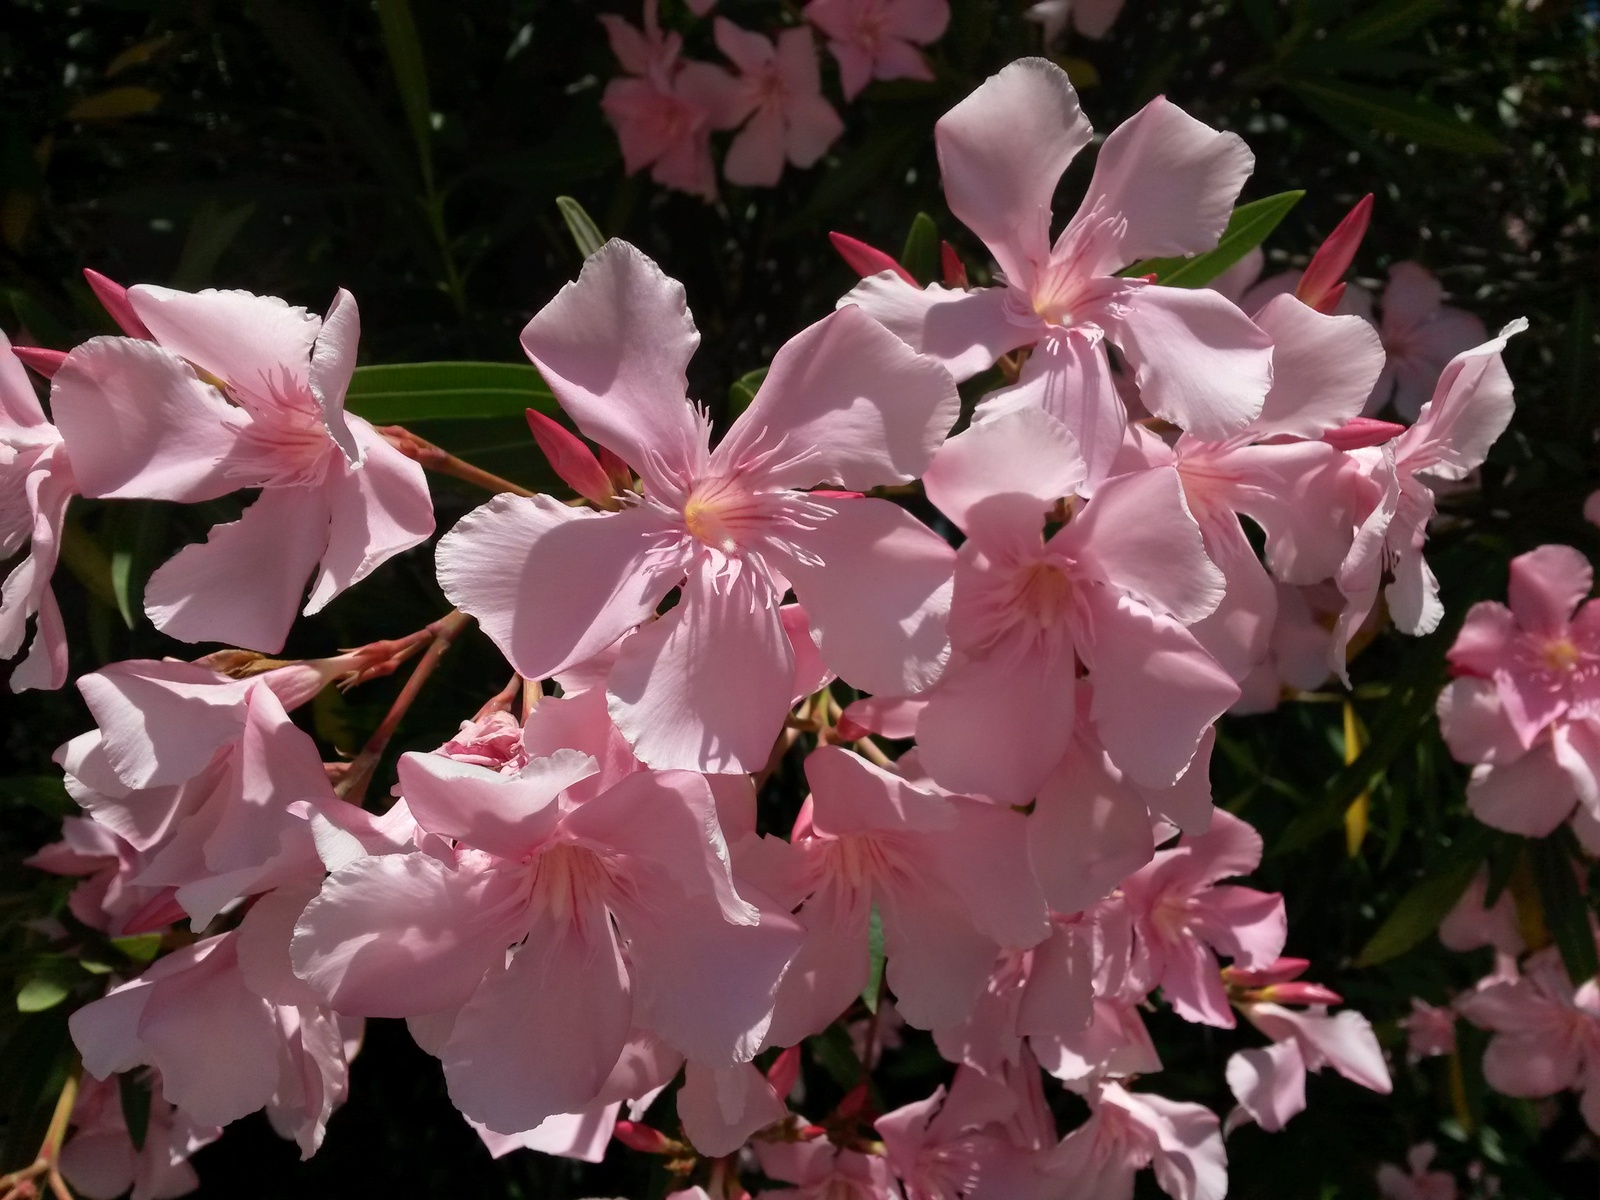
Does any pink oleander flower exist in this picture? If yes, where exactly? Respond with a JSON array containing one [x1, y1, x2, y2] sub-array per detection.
[[1376, 1144, 1459, 1200], [0, 328, 73, 690], [1457, 947, 1600, 1134], [1400, 998, 1458, 1063], [1437, 869, 1524, 956], [600, 2, 734, 202], [908, 407, 1235, 804], [1333, 320, 1525, 666], [25, 817, 172, 937], [70, 921, 361, 1156], [49, 281, 434, 652], [676, 1059, 790, 1157], [1025, 0, 1125, 41], [804, 0, 949, 101], [844, 57, 1271, 487], [756, 1137, 903, 1199], [1371, 263, 1488, 420], [437, 240, 958, 774], [705, 20, 844, 187], [1040, 1081, 1227, 1200], [748, 745, 1049, 1042], [1230, 582, 1341, 714], [290, 751, 802, 1135], [58, 1074, 219, 1200], [1122, 809, 1287, 1027], [1225, 1001, 1391, 1132]]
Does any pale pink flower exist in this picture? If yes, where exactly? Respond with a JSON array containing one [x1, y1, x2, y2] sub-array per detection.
[[1230, 583, 1340, 714], [1040, 1081, 1227, 1200], [1371, 263, 1488, 420], [437, 241, 958, 774], [1457, 947, 1600, 1133], [1225, 1002, 1391, 1132], [911, 408, 1234, 803], [1026, 0, 1125, 41], [25, 817, 172, 936], [1377, 1144, 1459, 1200], [70, 924, 359, 1156], [1333, 320, 1525, 666], [1400, 998, 1458, 1063], [676, 1059, 789, 1156], [756, 1137, 903, 1199], [0, 328, 73, 690], [49, 283, 434, 652], [1122, 810, 1286, 1027], [845, 58, 1271, 486], [707, 20, 843, 187], [291, 751, 802, 1135], [804, 0, 949, 101], [58, 1074, 219, 1200], [749, 745, 1048, 1042]]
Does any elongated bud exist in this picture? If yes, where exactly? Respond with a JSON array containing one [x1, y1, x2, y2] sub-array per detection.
[[1223, 957, 1310, 988], [1295, 194, 1372, 314], [612, 1120, 680, 1155], [84, 268, 153, 338], [1260, 981, 1344, 1006], [526, 408, 616, 507], [833, 1082, 872, 1124], [940, 240, 968, 289], [1322, 416, 1405, 451], [829, 232, 917, 286], [597, 444, 635, 494], [11, 345, 68, 378], [766, 1045, 802, 1099]]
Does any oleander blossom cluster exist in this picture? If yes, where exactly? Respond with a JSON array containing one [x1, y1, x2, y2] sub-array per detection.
[[6, 57, 1533, 1200]]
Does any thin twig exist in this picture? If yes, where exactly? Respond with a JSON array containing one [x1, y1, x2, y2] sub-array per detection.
[[379, 426, 534, 498], [0, 1070, 79, 1200]]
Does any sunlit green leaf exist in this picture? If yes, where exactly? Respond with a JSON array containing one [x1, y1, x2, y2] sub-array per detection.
[[16, 977, 70, 1014], [1122, 191, 1304, 288], [900, 213, 940, 287], [556, 196, 605, 259], [861, 906, 886, 1013], [344, 362, 556, 423], [1357, 828, 1492, 966]]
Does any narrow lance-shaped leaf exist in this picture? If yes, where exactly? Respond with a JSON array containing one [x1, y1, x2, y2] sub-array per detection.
[[344, 361, 557, 423], [900, 213, 940, 287], [1122, 191, 1305, 288], [1356, 826, 1493, 966], [556, 195, 606, 259], [1530, 831, 1600, 985]]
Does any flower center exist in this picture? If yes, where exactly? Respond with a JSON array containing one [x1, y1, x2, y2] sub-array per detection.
[[1015, 560, 1074, 629], [682, 477, 750, 552], [532, 843, 611, 927], [1543, 638, 1582, 672]]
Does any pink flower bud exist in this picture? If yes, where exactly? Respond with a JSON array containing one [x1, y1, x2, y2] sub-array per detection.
[[940, 240, 968, 289], [526, 408, 616, 506], [1261, 981, 1344, 1006], [597, 445, 635, 494], [10, 345, 68, 378], [829, 232, 917, 286], [1322, 416, 1406, 451], [83, 268, 153, 339], [1295, 194, 1372, 313], [766, 1045, 802, 1099], [613, 1120, 680, 1155], [1223, 957, 1310, 988]]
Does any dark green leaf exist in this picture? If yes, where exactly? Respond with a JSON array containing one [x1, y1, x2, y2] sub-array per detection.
[[861, 906, 886, 1014], [120, 1073, 152, 1152], [729, 368, 768, 417], [1531, 832, 1600, 983], [1239, 0, 1281, 41], [344, 362, 556, 423], [376, 0, 435, 187], [170, 200, 257, 291], [811, 1022, 862, 1089], [1291, 80, 1503, 154], [1338, 0, 1446, 45], [0, 776, 72, 816], [900, 213, 940, 287], [555, 196, 605, 259], [1122, 191, 1304, 288], [1357, 828, 1492, 965]]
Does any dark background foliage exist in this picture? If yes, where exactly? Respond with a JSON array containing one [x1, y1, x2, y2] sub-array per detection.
[[1, 0, 1598, 1196]]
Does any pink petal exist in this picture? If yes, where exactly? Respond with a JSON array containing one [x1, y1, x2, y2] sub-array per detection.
[[1226, 1042, 1306, 1132], [236, 880, 326, 1008], [396, 749, 595, 859], [50, 337, 246, 501], [784, 92, 844, 168], [143, 485, 331, 652], [678, 1062, 789, 1157], [1189, 885, 1287, 972], [1508, 544, 1593, 636], [290, 853, 527, 1017], [474, 1103, 620, 1162], [839, 276, 1033, 383], [922, 406, 1085, 541], [713, 17, 774, 73], [518, 240, 703, 477], [76, 660, 248, 789], [126, 284, 319, 404], [764, 879, 874, 1046], [1390, 307, 1490, 420], [921, 797, 1051, 949], [1466, 740, 1578, 836], [307, 288, 361, 463], [1436, 677, 1524, 765], [1186, 514, 1278, 682], [1397, 320, 1525, 481], [436, 493, 680, 680], [934, 57, 1091, 286], [782, 496, 955, 696], [443, 911, 633, 1134], [1080, 95, 1253, 267], [607, 566, 795, 773], [304, 419, 434, 614], [719, 305, 959, 491], [1030, 741, 1156, 913], [1248, 295, 1387, 439], [724, 103, 788, 187], [1071, 0, 1125, 37], [881, 880, 1009, 1030], [1111, 282, 1273, 440], [1157, 933, 1236, 1027], [826, 38, 874, 102]]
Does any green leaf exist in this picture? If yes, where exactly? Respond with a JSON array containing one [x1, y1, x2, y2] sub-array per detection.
[[120, 1073, 152, 1152], [344, 362, 556, 423], [111, 933, 163, 965], [1122, 191, 1304, 288], [170, 199, 257, 291], [16, 977, 70, 1014], [900, 213, 940, 287], [555, 196, 605, 259], [1531, 832, 1600, 984], [0, 775, 72, 816], [376, 0, 435, 187], [729, 368, 768, 417], [861, 906, 886, 1014], [1291, 80, 1503, 155], [811, 1022, 862, 1089], [1357, 828, 1492, 966], [1338, 0, 1446, 45]]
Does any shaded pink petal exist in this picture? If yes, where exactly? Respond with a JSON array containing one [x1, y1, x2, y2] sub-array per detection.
[[306, 288, 361, 463], [839, 276, 1033, 382], [826, 38, 874, 102], [678, 1062, 789, 1157], [934, 57, 1091, 285], [713, 16, 773, 72], [1397, 320, 1525, 481], [1072, 0, 1126, 37], [782, 496, 955, 696], [1436, 677, 1524, 765], [443, 912, 632, 1135], [608, 567, 795, 773], [1248, 295, 1387, 438], [1256, 1005, 1390, 1093], [304, 420, 434, 614], [1082, 589, 1238, 788], [1508, 543, 1592, 636], [1390, 307, 1489, 420], [1189, 885, 1287, 971], [436, 493, 680, 680], [881, 880, 1008, 1030], [1187, 515, 1278, 681], [784, 93, 844, 168], [396, 749, 594, 859], [76, 660, 247, 788], [519, 241, 703, 476], [1030, 741, 1156, 913], [806, 744, 958, 837], [1158, 933, 1235, 1027], [725, 104, 787, 186], [475, 1103, 620, 1162], [290, 854, 527, 1017], [1111, 283, 1273, 439], [1466, 739, 1578, 836], [872, 37, 936, 84], [1226, 1042, 1306, 1131], [127, 285, 319, 403], [764, 879, 873, 1046], [143, 485, 331, 652], [718, 305, 959, 491], [921, 798, 1051, 949], [236, 880, 326, 1008], [922, 406, 1085, 541], [51, 337, 246, 501], [1080, 95, 1253, 267]]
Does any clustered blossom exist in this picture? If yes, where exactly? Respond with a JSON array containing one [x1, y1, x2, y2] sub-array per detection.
[[10, 53, 1532, 1200]]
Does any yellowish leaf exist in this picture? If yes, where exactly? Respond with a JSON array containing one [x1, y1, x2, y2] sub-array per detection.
[[66, 87, 161, 122]]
